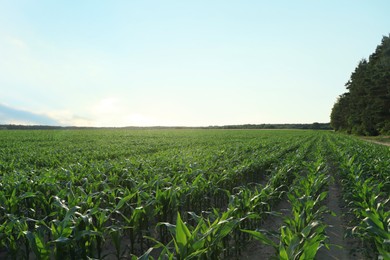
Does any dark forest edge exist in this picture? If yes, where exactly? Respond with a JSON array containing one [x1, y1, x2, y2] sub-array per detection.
[[0, 122, 331, 130], [330, 34, 390, 136]]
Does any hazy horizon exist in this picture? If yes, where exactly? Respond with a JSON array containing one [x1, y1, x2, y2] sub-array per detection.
[[1, 1, 389, 127]]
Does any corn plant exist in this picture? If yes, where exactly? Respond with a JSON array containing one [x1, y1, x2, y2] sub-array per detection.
[[25, 224, 51, 260], [327, 134, 390, 258], [145, 210, 241, 259], [0, 130, 387, 259], [353, 205, 390, 259]]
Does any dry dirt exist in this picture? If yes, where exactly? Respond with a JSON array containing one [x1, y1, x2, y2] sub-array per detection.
[[227, 199, 291, 259], [360, 137, 390, 147], [232, 163, 375, 259], [317, 176, 353, 260]]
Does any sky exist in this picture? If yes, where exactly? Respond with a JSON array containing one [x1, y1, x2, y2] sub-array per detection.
[[0, 1, 389, 127]]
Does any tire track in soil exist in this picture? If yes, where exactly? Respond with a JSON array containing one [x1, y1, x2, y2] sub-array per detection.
[[316, 175, 350, 260], [229, 199, 292, 259], [317, 164, 368, 260], [231, 139, 374, 260], [229, 141, 317, 259]]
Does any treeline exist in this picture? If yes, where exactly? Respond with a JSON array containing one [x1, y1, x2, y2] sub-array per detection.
[[209, 123, 331, 130], [0, 123, 331, 130], [331, 35, 390, 136], [0, 125, 92, 130]]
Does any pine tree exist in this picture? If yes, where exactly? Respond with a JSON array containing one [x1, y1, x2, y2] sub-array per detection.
[[330, 34, 390, 135]]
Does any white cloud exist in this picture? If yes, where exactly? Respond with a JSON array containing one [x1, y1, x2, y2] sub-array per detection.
[[85, 97, 159, 127], [5, 36, 28, 50], [0, 95, 160, 127], [123, 113, 158, 126], [45, 110, 94, 127], [1, 33, 115, 107], [93, 97, 121, 115]]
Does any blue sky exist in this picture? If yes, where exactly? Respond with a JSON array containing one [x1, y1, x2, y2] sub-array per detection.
[[0, 1, 389, 127]]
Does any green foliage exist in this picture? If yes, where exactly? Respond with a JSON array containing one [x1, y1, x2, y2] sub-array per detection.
[[0, 130, 388, 259], [328, 134, 390, 258], [331, 34, 390, 135], [277, 160, 330, 259]]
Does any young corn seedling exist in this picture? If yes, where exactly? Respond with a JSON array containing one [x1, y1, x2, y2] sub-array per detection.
[[146, 212, 207, 259], [278, 160, 330, 259], [352, 200, 390, 259], [90, 207, 110, 259], [1, 215, 30, 259], [279, 220, 327, 260], [25, 228, 51, 260], [147, 210, 240, 259]]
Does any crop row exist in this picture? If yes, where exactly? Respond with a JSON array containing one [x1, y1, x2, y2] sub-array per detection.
[[0, 130, 316, 259], [0, 130, 388, 259], [148, 135, 318, 259], [326, 134, 390, 259]]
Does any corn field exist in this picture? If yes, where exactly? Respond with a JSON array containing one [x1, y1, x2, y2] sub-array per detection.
[[0, 129, 388, 259]]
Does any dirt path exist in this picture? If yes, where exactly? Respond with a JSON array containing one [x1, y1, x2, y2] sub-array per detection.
[[316, 157, 371, 260], [364, 140, 390, 147], [237, 176, 367, 260], [360, 137, 390, 147], [317, 176, 350, 260], [228, 199, 291, 259]]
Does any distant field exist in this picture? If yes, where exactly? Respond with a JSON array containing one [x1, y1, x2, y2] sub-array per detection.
[[0, 129, 388, 259]]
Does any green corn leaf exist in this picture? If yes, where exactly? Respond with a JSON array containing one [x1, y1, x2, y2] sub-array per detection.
[[115, 192, 136, 211], [379, 251, 390, 260], [25, 231, 39, 256], [158, 222, 177, 235], [25, 231, 50, 260], [241, 229, 277, 248], [52, 236, 70, 244], [187, 211, 201, 223], [279, 244, 289, 260], [138, 247, 154, 260], [192, 239, 206, 252], [315, 191, 328, 204], [190, 219, 206, 250], [187, 248, 208, 259], [301, 224, 313, 238], [364, 210, 385, 230], [301, 221, 322, 238], [286, 236, 300, 259], [20, 191, 37, 200], [299, 241, 321, 260], [175, 212, 191, 253], [52, 196, 69, 211], [61, 226, 73, 238], [63, 206, 80, 224], [74, 230, 101, 240], [215, 219, 236, 239], [35, 233, 49, 255]]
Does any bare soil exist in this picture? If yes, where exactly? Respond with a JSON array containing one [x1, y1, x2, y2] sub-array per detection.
[[316, 162, 372, 260], [228, 199, 292, 259], [317, 176, 351, 260], [233, 162, 374, 260], [360, 136, 390, 147], [364, 140, 390, 147]]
